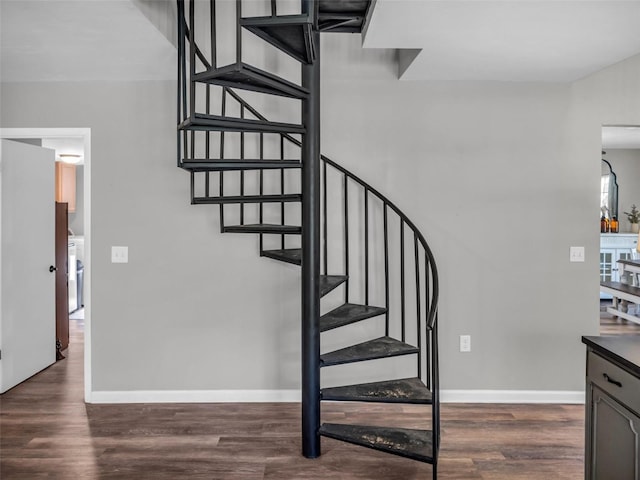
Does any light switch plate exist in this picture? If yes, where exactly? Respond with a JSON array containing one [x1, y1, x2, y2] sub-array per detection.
[[111, 246, 128, 263], [570, 246, 585, 262]]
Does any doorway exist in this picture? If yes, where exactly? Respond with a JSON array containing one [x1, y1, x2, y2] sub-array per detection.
[[0, 128, 92, 401], [599, 125, 640, 334]]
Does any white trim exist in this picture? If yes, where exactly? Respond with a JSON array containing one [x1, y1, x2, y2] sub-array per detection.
[[88, 389, 584, 404], [441, 389, 585, 404], [89, 389, 302, 404], [0, 128, 92, 403]]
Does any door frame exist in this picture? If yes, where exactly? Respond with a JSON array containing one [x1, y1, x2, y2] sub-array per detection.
[[0, 128, 92, 402]]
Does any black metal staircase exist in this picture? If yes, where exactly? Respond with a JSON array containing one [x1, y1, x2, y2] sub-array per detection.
[[176, 0, 440, 477]]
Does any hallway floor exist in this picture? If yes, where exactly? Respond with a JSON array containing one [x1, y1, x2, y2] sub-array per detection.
[[1, 313, 637, 479]]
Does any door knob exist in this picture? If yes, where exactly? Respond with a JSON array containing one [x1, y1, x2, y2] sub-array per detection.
[[49, 265, 56, 272]]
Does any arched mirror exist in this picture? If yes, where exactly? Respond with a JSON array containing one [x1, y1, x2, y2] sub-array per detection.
[[601, 152, 618, 220]]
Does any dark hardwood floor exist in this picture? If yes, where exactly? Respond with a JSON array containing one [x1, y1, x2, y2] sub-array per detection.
[[1, 310, 637, 479]]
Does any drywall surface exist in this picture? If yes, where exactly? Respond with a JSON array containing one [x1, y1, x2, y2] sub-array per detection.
[[321, 33, 596, 392], [2, 30, 637, 395]]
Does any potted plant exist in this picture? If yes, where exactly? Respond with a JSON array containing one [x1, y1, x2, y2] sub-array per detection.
[[624, 204, 640, 233]]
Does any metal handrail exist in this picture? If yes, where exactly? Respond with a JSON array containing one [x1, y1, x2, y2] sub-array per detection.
[[224, 88, 439, 330]]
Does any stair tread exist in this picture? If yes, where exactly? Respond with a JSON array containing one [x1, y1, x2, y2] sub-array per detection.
[[180, 114, 304, 134], [193, 194, 301, 205], [181, 159, 301, 171], [241, 15, 315, 64], [322, 377, 432, 404], [321, 336, 418, 367], [320, 303, 386, 332], [262, 248, 302, 266], [320, 275, 347, 297], [193, 62, 308, 99], [223, 224, 301, 234], [319, 423, 434, 464]]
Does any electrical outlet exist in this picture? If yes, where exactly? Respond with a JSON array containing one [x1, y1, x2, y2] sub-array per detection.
[[111, 246, 128, 263], [570, 246, 585, 262], [459, 335, 471, 353]]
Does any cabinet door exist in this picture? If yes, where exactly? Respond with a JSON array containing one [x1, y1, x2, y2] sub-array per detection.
[[601, 249, 615, 282], [587, 384, 640, 480]]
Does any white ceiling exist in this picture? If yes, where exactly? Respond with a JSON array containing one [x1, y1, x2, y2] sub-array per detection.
[[2, 1, 640, 84], [0, 0, 176, 82], [365, 0, 640, 82]]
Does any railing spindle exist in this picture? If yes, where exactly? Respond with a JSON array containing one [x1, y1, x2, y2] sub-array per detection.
[[259, 132, 264, 252], [415, 233, 421, 379], [205, 85, 210, 197], [219, 88, 226, 231], [188, 0, 196, 161], [344, 174, 349, 303], [210, 0, 216, 69], [280, 135, 285, 249], [270, 0, 277, 16], [383, 204, 389, 336], [323, 160, 328, 276], [400, 219, 405, 342], [235, 0, 242, 64], [240, 105, 245, 225], [364, 187, 369, 305]]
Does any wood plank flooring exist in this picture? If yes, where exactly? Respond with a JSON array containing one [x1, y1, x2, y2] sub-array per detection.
[[1, 311, 635, 479]]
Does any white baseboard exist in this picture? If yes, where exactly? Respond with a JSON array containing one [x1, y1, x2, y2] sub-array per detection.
[[441, 389, 584, 404], [88, 389, 584, 404], [88, 389, 301, 404]]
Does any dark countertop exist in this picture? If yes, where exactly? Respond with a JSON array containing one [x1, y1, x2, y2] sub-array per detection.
[[583, 335, 640, 377]]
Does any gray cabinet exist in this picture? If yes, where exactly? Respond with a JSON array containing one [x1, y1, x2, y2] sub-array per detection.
[[585, 350, 640, 479]]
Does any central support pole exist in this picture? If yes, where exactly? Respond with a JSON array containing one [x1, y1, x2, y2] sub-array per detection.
[[301, 0, 321, 460]]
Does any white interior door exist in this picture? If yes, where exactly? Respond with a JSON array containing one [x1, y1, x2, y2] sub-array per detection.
[[1, 139, 56, 393]]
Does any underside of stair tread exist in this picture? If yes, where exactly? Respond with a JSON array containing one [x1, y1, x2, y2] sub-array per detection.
[[180, 114, 305, 134], [192, 194, 301, 205], [320, 275, 348, 297], [320, 303, 386, 332], [319, 423, 434, 464], [262, 248, 302, 266], [321, 377, 432, 404], [241, 15, 315, 64], [318, 0, 369, 32], [222, 224, 301, 234], [180, 159, 301, 171], [193, 62, 308, 99], [321, 336, 418, 367]]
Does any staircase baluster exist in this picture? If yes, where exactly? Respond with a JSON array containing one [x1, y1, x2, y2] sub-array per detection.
[[425, 257, 431, 388], [189, 0, 196, 163], [323, 160, 327, 276], [415, 233, 421, 379], [219, 89, 227, 231], [364, 187, 369, 305], [270, 0, 277, 16], [236, 0, 242, 65], [190, 171, 195, 203], [280, 135, 285, 249], [343, 174, 349, 303], [240, 104, 245, 225], [383, 204, 389, 336], [400, 219, 405, 342], [210, 0, 216, 69], [205, 85, 211, 197], [259, 132, 264, 252]]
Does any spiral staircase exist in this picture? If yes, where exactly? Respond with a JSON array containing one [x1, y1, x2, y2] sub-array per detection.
[[176, 0, 440, 476]]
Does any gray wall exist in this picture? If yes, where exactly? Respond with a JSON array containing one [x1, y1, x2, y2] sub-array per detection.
[[68, 165, 84, 236], [1, 28, 639, 394], [603, 149, 640, 232]]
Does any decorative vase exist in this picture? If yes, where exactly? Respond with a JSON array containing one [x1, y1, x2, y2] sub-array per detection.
[[632, 223, 640, 234]]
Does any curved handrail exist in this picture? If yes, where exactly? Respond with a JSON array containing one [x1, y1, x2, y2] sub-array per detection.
[[224, 87, 439, 329]]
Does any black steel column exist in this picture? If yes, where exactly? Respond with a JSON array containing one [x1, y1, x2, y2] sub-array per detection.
[[301, 0, 321, 460]]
